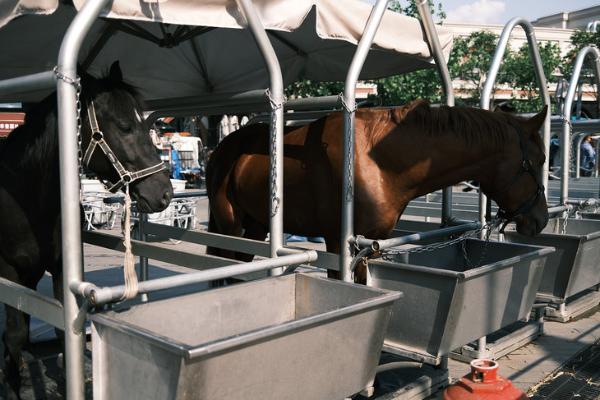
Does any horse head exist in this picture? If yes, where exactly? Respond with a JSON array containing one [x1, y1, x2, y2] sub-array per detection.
[[80, 61, 173, 213], [485, 106, 549, 236]]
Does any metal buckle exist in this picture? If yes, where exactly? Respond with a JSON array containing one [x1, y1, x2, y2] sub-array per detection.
[[92, 131, 104, 141]]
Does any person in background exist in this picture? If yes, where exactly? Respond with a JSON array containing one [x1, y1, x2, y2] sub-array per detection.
[[580, 135, 596, 177]]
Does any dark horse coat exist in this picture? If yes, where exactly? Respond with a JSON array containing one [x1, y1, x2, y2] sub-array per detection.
[[0, 62, 172, 399]]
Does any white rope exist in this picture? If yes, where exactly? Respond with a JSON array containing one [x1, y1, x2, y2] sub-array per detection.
[[121, 185, 139, 300]]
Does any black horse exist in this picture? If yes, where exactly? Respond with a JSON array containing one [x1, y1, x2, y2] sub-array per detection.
[[0, 62, 173, 398]]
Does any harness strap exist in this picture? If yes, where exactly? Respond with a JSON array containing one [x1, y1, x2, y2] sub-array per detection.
[[83, 101, 166, 193], [494, 122, 545, 223]]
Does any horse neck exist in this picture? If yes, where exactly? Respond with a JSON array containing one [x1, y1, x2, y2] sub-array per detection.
[[373, 116, 505, 201], [1, 96, 62, 208]]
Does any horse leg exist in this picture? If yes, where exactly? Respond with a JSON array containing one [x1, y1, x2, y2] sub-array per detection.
[[2, 304, 29, 400]]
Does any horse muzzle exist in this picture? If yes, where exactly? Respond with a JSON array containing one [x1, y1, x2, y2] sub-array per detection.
[[130, 172, 173, 213]]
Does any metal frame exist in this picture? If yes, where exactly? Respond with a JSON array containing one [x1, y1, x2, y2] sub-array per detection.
[[0, 0, 293, 397], [475, 16, 550, 360], [339, 0, 456, 281], [480, 17, 551, 218], [560, 46, 600, 204]]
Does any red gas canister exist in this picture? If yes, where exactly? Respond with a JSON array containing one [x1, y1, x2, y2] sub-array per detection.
[[444, 359, 527, 400]]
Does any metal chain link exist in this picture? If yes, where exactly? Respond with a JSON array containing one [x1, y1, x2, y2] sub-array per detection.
[[561, 211, 569, 235], [339, 93, 357, 202], [461, 220, 495, 269], [54, 67, 84, 200], [265, 88, 285, 217], [381, 219, 504, 263]]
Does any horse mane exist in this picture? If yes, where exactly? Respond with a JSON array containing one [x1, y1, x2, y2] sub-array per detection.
[[391, 100, 518, 148], [0, 69, 141, 177]]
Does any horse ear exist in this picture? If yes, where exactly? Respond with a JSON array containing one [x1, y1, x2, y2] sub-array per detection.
[[523, 105, 548, 134], [391, 99, 429, 124], [108, 61, 123, 82]]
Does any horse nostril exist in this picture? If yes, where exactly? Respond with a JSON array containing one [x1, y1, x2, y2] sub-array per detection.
[[161, 190, 172, 207]]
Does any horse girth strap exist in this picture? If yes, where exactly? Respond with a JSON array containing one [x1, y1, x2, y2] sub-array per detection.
[[83, 101, 166, 192]]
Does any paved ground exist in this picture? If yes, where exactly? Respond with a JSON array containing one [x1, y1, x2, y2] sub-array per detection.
[[2, 193, 600, 399]]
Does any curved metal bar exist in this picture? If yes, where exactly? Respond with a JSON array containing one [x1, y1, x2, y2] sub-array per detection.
[[416, 0, 455, 223], [235, 0, 285, 273], [560, 46, 600, 203], [57, 1, 111, 398], [340, 0, 390, 282], [480, 17, 551, 226]]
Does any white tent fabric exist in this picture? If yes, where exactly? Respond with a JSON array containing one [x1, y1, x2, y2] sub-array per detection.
[[0, 0, 453, 103]]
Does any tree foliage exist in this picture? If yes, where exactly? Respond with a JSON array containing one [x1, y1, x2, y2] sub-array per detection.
[[284, 1, 589, 114]]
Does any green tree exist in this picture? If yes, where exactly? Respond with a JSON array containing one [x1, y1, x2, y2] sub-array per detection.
[[501, 41, 562, 113], [285, 0, 445, 102], [447, 31, 500, 105]]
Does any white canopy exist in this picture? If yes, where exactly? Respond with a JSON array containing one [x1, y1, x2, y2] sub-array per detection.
[[0, 0, 453, 102]]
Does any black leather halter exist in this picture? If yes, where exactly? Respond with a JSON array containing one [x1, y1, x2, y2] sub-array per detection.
[[82, 101, 166, 192], [495, 123, 545, 229]]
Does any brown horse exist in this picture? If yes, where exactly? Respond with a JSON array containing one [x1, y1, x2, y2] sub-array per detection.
[[206, 100, 548, 275]]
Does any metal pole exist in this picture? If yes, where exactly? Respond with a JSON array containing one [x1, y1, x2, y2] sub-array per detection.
[[416, 0, 456, 223], [561, 46, 600, 204], [0, 71, 56, 98], [340, 0, 390, 282], [138, 213, 149, 302], [481, 17, 551, 194], [75, 250, 318, 305], [57, 0, 110, 398], [478, 17, 551, 359], [235, 0, 285, 275], [353, 221, 480, 250]]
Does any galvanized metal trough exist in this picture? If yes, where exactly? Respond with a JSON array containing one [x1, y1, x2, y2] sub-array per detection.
[[90, 273, 400, 400], [368, 239, 553, 365], [504, 218, 600, 303]]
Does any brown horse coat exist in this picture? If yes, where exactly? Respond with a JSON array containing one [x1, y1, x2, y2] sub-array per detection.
[[206, 100, 548, 261]]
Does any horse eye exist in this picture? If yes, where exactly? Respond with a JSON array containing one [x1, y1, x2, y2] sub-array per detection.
[[117, 121, 132, 133]]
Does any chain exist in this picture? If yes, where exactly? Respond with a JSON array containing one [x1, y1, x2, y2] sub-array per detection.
[[461, 220, 495, 269], [561, 211, 569, 235], [54, 67, 84, 200], [382, 219, 503, 262], [265, 88, 285, 217], [339, 93, 357, 202]]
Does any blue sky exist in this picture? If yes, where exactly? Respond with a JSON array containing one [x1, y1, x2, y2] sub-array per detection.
[[368, 1, 600, 25]]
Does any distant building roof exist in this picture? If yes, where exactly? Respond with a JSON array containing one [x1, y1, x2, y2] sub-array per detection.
[[532, 5, 600, 30]]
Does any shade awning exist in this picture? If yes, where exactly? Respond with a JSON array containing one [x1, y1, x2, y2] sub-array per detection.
[[0, 0, 453, 103]]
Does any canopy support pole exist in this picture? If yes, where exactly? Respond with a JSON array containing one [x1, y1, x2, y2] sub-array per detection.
[[235, 0, 285, 273], [340, 0, 390, 282], [57, 1, 111, 399], [416, 0, 455, 224]]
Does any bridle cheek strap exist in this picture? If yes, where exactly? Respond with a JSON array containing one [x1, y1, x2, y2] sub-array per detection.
[[83, 101, 166, 193]]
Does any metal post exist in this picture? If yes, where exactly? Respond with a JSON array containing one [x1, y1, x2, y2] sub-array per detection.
[[478, 17, 550, 359], [481, 17, 551, 196], [416, 0, 456, 223], [57, 0, 111, 398], [138, 213, 149, 302], [340, 0, 390, 282], [560, 46, 600, 204], [235, 0, 285, 274], [477, 336, 487, 359]]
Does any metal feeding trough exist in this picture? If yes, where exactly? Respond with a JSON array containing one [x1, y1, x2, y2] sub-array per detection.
[[90, 273, 400, 400], [367, 239, 553, 365], [504, 218, 600, 321]]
